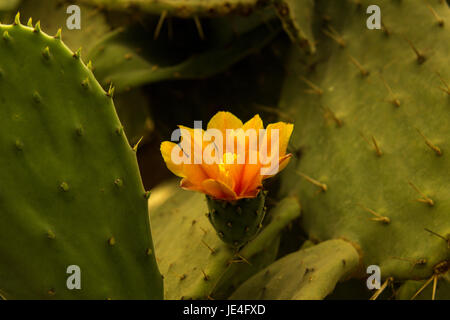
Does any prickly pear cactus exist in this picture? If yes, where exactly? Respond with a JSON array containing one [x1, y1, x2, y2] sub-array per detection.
[[274, 0, 315, 53], [280, 0, 450, 287], [206, 190, 266, 247], [80, 0, 267, 18], [0, 16, 162, 299], [3, 0, 449, 301], [230, 239, 360, 300], [149, 180, 301, 299], [397, 271, 450, 300]]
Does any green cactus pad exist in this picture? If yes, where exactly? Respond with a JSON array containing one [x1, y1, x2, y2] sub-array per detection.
[[149, 180, 300, 299], [206, 191, 266, 247], [274, 0, 315, 53], [229, 239, 360, 299], [0, 18, 162, 299], [396, 271, 450, 300], [280, 0, 450, 282], [80, 0, 267, 18]]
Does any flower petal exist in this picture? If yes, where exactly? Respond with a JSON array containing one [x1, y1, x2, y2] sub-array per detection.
[[261, 153, 292, 180], [163, 112, 294, 201], [238, 161, 262, 195], [183, 163, 209, 186], [202, 179, 238, 200], [178, 125, 204, 164], [262, 122, 294, 157], [180, 178, 204, 192], [239, 189, 260, 199], [161, 133, 209, 186], [178, 125, 221, 180], [207, 111, 244, 132], [207, 111, 243, 151], [242, 114, 263, 131], [242, 114, 263, 161], [202, 159, 237, 194], [277, 153, 292, 173], [160, 141, 185, 178]]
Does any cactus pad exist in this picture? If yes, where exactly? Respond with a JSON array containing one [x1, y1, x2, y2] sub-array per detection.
[[230, 239, 360, 299], [80, 0, 267, 18], [280, 0, 450, 282], [149, 180, 300, 299], [274, 0, 315, 53], [0, 17, 162, 299]]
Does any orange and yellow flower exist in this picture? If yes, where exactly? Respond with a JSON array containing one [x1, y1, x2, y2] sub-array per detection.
[[160, 111, 293, 201]]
